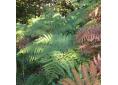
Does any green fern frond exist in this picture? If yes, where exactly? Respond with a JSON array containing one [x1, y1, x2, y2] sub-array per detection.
[[18, 33, 75, 62], [43, 61, 66, 83], [17, 33, 80, 83], [16, 23, 27, 43], [25, 74, 48, 85]]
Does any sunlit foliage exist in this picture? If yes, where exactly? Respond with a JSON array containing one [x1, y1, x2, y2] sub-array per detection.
[[16, 0, 100, 85]]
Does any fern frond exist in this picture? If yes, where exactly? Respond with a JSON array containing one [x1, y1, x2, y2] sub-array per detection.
[[18, 33, 81, 83], [76, 25, 101, 54], [25, 74, 48, 85], [61, 60, 100, 85], [43, 61, 66, 83]]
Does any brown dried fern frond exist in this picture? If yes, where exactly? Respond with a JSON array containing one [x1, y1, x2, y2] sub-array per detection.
[[61, 60, 100, 85], [93, 53, 101, 74], [76, 25, 101, 44], [72, 68, 82, 85], [89, 5, 101, 23], [75, 25, 101, 55], [62, 78, 76, 85]]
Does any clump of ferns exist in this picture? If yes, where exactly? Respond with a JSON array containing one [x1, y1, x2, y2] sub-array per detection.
[[17, 33, 82, 84], [59, 24, 101, 85], [61, 60, 101, 85], [75, 24, 101, 73]]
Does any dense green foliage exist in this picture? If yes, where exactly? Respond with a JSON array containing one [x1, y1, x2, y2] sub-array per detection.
[[16, 0, 100, 23], [16, 0, 100, 85]]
